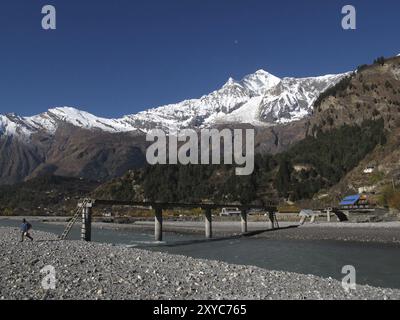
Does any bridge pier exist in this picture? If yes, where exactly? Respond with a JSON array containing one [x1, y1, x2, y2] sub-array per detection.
[[81, 202, 93, 242], [241, 210, 248, 233], [204, 208, 212, 239], [269, 211, 278, 229], [327, 209, 332, 222], [155, 207, 163, 242]]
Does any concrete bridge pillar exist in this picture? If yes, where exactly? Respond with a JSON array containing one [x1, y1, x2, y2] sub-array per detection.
[[81, 202, 93, 242], [241, 210, 248, 233], [205, 208, 212, 239], [155, 207, 163, 242], [327, 209, 332, 222]]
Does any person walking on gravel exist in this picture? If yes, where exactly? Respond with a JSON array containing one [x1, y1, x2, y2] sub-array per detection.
[[20, 219, 33, 242]]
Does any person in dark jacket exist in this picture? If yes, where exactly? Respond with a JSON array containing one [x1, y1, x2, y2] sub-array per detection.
[[20, 219, 33, 242]]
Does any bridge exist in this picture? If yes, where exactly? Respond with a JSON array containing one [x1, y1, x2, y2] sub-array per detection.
[[59, 199, 278, 242]]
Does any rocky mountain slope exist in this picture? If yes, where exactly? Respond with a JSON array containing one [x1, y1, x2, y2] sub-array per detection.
[[0, 124, 148, 185], [305, 55, 400, 207], [308, 56, 400, 134]]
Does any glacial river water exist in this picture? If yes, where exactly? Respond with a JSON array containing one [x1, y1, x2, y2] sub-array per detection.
[[1, 219, 400, 290]]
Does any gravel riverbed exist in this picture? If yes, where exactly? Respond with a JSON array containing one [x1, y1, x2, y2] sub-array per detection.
[[1, 227, 399, 300]]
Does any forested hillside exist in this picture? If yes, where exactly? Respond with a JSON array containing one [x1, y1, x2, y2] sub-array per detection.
[[92, 119, 386, 204]]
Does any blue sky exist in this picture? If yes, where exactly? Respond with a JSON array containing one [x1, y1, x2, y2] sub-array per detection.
[[0, 0, 399, 118]]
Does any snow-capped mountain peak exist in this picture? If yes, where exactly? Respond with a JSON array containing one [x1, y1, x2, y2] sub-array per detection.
[[241, 69, 281, 95], [224, 77, 237, 86]]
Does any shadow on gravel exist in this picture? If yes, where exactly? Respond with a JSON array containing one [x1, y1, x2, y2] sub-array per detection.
[[132, 225, 300, 248]]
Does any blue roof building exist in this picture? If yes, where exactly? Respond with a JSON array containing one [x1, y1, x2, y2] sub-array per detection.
[[339, 194, 371, 210], [340, 195, 361, 206]]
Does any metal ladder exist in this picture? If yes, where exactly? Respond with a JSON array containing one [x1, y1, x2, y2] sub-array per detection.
[[271, 212, 280, 229], [58, 198, 89, 240]]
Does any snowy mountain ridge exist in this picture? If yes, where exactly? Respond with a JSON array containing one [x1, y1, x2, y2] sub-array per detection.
[[0, 69, 347, 139]]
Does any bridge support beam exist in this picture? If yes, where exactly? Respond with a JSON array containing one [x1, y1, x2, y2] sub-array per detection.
[[205, 208, 212, 239], [155, 207, 163, 242], [81, 203, 92, 242], [241, 210, 248, 233]]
